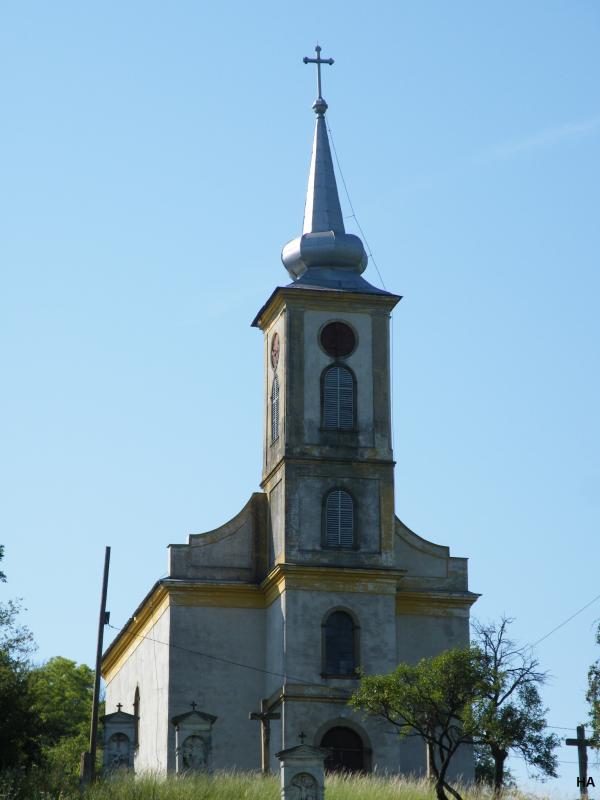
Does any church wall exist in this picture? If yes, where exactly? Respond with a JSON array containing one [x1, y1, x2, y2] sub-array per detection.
[[282, 587, 398, 682], [395, 612, 470, 664], [293, 475, 381, 554], [283, 699, 424, 775], [169, 603, 267, 771], [281, 461, 395, 568], [302, 309, 374, 449], [268, 475, 285, 567], [265, 592, 285, 697], [104, 607, 171, 774], [264, 309, 286, 479]]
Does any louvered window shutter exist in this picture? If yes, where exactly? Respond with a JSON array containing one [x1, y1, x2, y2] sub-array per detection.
[[323, 366, 354, 430], [325, 489, 354, 548], [271, 375, 279, 443]]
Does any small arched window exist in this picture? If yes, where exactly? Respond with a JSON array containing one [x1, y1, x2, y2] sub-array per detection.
[[322, 365, 354, 430], [324, 489, 354, 548], [271, 374, 280, 443], [323, 610, 358, 676], [133, 687, 140, 749]]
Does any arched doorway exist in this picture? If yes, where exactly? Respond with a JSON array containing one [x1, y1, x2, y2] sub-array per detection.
[[321, 726, 364, 773]]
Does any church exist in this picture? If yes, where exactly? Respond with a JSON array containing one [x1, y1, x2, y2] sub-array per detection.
[[101, 47, 478, 778]]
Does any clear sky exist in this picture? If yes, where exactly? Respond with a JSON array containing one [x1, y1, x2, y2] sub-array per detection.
[[1, 2, 599, 795]]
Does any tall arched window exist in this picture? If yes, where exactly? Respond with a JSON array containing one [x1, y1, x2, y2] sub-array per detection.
[[133, 686, 140, 749], [324, 489, 354, 548], [271, 374, 279, 443], [322, 365, 354, 430], [323, 610, 358, 676]]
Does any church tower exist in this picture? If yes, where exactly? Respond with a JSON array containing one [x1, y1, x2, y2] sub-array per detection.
[[102, 47, 477, 779], [253, 51, 400, 576]]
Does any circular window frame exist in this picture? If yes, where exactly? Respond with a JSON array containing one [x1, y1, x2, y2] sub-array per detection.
[[318, 320, 358, 359]]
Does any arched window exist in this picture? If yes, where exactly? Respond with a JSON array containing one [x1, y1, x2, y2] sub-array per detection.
[[323, 610, 358, 676], [271, 374, 279, 443], [324, 489, 354, 548], [321, 726, 364, 772], [133, 687, 140, 749], [322, 365, 354, 430]]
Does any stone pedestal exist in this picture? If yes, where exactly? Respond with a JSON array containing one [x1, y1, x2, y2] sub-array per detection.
[[102, 708, 137, 771], [171, 709, 217, 773], [276, 744, 328, 800]]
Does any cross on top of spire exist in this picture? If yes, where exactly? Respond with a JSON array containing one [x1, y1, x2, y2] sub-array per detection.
[[303, 45, 334, 115]]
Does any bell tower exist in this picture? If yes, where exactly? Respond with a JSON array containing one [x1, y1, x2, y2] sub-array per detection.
[[252, 47, 401, 572]]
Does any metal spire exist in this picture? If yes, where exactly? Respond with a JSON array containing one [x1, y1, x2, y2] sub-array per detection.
[[301, 45, 344, 234], [281, 45, 368, 282]]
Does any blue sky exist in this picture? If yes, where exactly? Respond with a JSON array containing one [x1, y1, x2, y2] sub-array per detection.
[[1, 1, 599, 794]]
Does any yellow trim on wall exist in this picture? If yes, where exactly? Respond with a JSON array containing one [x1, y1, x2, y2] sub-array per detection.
[[169, 584, 264, 609], [103, 586, 170, 683]]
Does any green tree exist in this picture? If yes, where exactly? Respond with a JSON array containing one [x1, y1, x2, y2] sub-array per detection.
[[29, 656, 94, 746], [350, 648, 483, 800], [471, 618, 559, 794], [0, 547, 39, 770], [29, 656, 95, 786], [0, 649, 40, 770], [586, 623, 600, 744]]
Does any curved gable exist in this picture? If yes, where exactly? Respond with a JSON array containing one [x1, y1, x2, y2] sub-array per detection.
[[168, 492, 268, 582]]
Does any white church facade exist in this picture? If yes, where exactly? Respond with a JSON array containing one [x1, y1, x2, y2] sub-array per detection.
[[102, 47, 478, 778]]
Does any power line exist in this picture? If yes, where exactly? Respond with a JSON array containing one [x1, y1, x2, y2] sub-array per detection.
[[529, 592, 600, 648], [107, 622, 347, 696], [324, 117, 396, 451], [326, 118, 387, 291]]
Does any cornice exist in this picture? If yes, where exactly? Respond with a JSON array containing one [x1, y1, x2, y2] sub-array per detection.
[[252, 286, 400, 330], [395, 589, 480, 617]]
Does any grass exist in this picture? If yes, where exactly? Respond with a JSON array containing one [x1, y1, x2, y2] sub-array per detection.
[[0, 769, 558, 800], [80, 772, 554, 800]]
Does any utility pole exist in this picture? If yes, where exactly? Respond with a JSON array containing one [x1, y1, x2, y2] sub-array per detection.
[[80, 546, 111, 786]]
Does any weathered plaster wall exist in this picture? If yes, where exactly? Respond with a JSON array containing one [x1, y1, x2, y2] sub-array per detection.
[[302, 309, 374, 447], [265, 593, 285, 697], [283, 587, 397, 681], [104, 608, 171, 774], [168, 603, 266, 771], [396, 612, 470, 664]]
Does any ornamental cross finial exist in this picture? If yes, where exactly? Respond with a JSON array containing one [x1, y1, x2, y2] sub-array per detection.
[[116, 702, 123, 712], [303, 45, 334, 114], [190, 701, 197, 711], [298, 731, 307, 744]]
